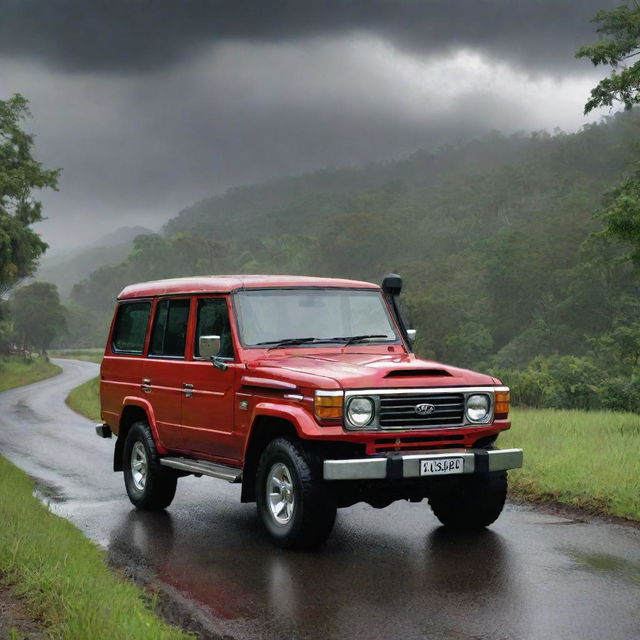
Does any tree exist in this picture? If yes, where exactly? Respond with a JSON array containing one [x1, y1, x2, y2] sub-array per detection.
[[577, 3, 640, 264], [12, 282, 66, 356], [576, 3, 640, 113], [0, 94, 61, 294]]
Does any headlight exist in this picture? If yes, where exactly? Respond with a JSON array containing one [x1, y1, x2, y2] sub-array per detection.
[[346, 397, 375, 428], [466, 394, 491, 423]]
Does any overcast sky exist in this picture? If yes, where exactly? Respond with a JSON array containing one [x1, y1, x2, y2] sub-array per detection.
[[0, 0, 620, 251]]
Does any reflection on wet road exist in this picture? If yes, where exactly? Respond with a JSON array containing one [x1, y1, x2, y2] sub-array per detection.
[[1, 359, 639, 639]]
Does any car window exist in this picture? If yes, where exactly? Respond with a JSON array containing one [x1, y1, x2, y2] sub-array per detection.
[[195, 298, 234, 359], [112, 301, 151, 353], [149, 298, 191, 358]]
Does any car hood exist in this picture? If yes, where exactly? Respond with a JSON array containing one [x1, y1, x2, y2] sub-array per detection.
[[247, 352, 497, 390]]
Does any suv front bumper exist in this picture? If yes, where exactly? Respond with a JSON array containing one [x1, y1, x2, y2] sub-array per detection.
[[323, 448, 523, 481]]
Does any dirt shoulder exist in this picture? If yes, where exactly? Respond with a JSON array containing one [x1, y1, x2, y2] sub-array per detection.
[[0, 582, 45, 640]]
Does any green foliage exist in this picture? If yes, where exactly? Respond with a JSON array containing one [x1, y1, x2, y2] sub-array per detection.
[[577, 4, 640, 273], [0, 94, 60, 293], [576, 3, 640, 113], [492, 356, 606, 410], [12, 281, 66, 354], [598, 175, 640, 265]]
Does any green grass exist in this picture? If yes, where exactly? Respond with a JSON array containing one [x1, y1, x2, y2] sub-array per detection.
[[0, 455, 192, 639], [501, 408, 640, 520], [66, 376, 100, 422], [0, 356, 61, 392], [50, 348, 103, 364]]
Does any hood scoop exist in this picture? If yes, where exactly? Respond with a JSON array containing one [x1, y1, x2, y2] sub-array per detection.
[[384, 369, 452, 378]]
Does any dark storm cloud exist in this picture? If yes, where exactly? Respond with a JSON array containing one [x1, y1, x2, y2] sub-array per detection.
[[0, 0, 620, 75], [0, 2, 616, 250]]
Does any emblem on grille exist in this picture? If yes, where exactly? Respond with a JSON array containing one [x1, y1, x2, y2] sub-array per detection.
[[414, 403, 436, 415]]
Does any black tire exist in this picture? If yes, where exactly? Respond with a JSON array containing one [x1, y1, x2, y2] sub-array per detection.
[[256, 437, 336, 550], [428, 471, 508, 530], [123, 421, 177, 510]]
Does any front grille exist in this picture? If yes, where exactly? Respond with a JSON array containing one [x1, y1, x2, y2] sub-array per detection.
[[372, 434, 464, 453], [378, 393, 465, 429]]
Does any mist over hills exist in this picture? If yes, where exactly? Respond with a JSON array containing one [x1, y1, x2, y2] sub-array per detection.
[[37, 226, 153, 298], [63, 111, 640, 403]]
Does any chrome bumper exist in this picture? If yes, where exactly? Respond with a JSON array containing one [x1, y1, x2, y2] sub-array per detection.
[[323, 448, 523, 481]]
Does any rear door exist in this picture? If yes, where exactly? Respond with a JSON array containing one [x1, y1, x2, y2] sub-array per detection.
[[101, 299, 152, 433], [179, 296, 239, 463], [144, 297, 191, 451]]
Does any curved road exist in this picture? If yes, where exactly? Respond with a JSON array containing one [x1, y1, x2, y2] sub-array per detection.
[[0, 359, 639, 640]]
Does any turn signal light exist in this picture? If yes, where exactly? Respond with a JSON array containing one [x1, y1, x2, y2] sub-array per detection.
[[494, 389, 510, 417], [314, 390, 343, 420]]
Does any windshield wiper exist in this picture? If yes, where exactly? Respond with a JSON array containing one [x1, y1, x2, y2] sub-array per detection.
[[256, 337, 317, 349], [256, 334, 390, 349], [330, 334, 389, 346]]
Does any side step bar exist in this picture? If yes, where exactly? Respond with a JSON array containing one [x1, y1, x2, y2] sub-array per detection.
[[160, 457, 242, 483]]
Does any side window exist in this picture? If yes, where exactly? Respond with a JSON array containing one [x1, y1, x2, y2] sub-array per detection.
[[149, 298, 191, 358], [195, 298, 234, 359], [112, 301, 151, 354]]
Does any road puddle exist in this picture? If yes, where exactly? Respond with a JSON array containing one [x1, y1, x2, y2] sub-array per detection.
[[563, 548, 640, 585]]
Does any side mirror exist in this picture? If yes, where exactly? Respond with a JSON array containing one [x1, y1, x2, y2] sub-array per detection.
[[199, 335, 221, 359], [406, 329, 417, 344]]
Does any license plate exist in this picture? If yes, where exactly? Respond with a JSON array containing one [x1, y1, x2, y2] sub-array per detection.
[[420, 457, 463, 476]]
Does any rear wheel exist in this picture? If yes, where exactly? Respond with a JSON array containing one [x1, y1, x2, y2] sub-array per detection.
[[123, 421, 177, 510], [256, 438, 336, 550], [428, 471, 507, 529]]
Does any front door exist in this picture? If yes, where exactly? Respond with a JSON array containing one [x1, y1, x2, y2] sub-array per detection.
[[180, 296, 239, 463]]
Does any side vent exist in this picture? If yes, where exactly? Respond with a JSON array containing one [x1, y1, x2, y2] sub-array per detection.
[[384, 369, 452, 378]]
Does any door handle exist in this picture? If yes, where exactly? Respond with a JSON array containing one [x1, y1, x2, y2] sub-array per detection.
[[141, 378, 152, 393], [183, 383, 194, 398]]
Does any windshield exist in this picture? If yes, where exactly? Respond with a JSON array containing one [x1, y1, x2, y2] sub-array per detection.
[[234, 288, 400, 347]]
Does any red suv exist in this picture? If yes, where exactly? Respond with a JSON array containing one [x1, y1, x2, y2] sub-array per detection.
[[97, 274, 522, 549]]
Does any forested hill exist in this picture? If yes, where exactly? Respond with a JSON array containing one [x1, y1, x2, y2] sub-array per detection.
[[36, 226, 152, 298], [68, 111, 640, 408]]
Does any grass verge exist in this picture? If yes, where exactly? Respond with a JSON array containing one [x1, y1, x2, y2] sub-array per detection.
[[501, 408, 639, 520], [0, 356, 61, 392], [66, 376, 100, 422], [50, 348, 103, 364], [0, 455, 192, 639]]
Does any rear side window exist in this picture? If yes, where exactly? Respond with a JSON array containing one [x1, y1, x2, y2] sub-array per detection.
[[112, 302, 151, 354], [149, 298, 191, 357]]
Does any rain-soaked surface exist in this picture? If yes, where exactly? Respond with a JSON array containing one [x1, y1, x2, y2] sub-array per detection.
[[1, 358, 639, 640]]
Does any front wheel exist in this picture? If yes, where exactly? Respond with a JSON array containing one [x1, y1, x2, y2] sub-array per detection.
[[123, 421, 177, 510], [256, 438, 336, 550], [428, 471, 507, 530]]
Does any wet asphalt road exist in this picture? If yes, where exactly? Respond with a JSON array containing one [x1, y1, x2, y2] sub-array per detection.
[[0, 359, 639, 640]]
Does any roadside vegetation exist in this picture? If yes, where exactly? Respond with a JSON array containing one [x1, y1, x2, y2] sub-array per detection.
[[0, 356, 61, 392], [51, 348, 103, 364], [66, 376, 100, 422], [0, 455, 192, 640], [501, 409, 639, 520]]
